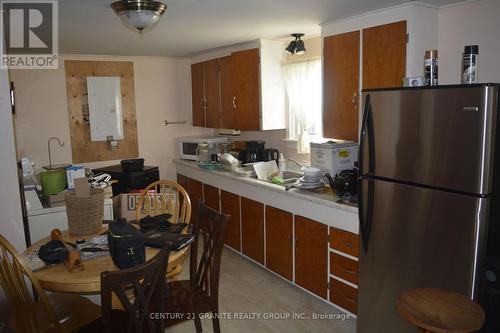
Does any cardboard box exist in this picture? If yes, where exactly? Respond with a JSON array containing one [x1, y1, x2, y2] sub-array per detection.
[[112, 191, 177, 222]]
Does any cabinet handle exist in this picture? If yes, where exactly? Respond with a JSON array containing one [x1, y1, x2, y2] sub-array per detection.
[[287, 233, 292, 247], [346, 297, 356, 304], [343, 240, 353, 248], [232, 96, 237, 109], [344, 268, 356, 275]]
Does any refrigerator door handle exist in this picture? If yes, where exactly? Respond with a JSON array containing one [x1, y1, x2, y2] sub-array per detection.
[[359, 94, 375, 175], [359, 177, 375, 253], [359, 93, 375, 253]]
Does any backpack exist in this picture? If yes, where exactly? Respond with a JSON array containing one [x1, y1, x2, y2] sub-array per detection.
[[108, 218, 145, 269]]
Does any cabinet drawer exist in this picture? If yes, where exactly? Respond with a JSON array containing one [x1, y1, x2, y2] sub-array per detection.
[[330, 278, 358, 314], [330, 253, 358, 284], [330, 227, 359, 257]]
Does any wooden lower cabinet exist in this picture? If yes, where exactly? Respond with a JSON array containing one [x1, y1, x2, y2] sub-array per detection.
[[330, 227, 359, 257], [187, 178, 203, 224], [330, 278, 358, 314], [295, 216, 328, 299], [176, 174, 189, 192], [330, 253, 358, 285], [240, 197, 264, 264], [265, 206, 293, 280], [203, 184, 220, 212], [220, 190, 241, 251]]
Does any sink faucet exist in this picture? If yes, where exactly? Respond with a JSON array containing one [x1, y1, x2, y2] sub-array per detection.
[[288, 158, 305, 169], [47, 137, 64, 170]]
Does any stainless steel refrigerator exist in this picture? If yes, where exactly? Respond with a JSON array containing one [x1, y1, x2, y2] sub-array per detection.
[[357, 84, 499, 333]]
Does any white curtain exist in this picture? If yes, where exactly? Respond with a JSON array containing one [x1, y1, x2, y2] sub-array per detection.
[[283, 59, 322, 154]]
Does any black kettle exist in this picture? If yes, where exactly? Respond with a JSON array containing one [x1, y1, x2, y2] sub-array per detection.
[[326, 169, 358, 197]]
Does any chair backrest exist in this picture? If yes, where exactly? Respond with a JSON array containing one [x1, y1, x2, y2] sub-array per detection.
[[189, 202, 230, 301], [100, 246, 170, 333], [135, 180, 191, 224], [0, 235, 61, 333]]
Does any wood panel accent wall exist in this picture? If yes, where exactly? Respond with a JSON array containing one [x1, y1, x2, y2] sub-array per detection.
[[64, 60, 139, 163]]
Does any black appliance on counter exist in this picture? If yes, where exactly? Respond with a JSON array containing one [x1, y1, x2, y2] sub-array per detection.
[[245, 141, 266, 163], [93, 164, 159, 196], [264, 148, 280, 163]]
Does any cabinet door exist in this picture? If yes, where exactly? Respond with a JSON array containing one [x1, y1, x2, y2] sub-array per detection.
[[191, 62, 205, 127], [362, 21, 407, 90], [231, 49, 260, 131], [265, 206, 293, 280], [295, 216, 328, 299], [187, 178, 203, 224], [176, 174, 189, 192], [220, 55, 235, 129], [323, 31, 360, 141], [240, 197, 264, 264], [204, 58, 221, 128], [220, 190, 241, 251], [203, 184, 220, 212]]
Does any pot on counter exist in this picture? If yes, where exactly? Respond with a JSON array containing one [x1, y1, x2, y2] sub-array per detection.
[[325, 169, 358, 198]]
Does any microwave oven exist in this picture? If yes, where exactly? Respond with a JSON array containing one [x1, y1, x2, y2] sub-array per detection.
[[310, 141, 358, 176], [178, 136, 228, 160]]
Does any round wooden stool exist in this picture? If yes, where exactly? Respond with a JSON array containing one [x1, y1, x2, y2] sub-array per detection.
[[396, 288, 485, 333]]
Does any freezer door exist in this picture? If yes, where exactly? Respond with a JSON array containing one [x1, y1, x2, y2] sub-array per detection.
[[360, 86, 498, 194], [357, 178, 488, 333]]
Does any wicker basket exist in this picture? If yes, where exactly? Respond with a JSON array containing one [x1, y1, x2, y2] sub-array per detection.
[[65, 188, 105, 236]]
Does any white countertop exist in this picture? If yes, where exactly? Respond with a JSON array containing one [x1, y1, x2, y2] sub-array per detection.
[[175, 158, 358, 214]]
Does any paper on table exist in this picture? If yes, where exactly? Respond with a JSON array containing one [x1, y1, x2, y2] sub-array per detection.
[[253, 161, 279, 180]]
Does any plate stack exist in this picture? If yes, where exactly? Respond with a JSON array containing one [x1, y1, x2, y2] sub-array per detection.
[[295, 167, 324, 189]]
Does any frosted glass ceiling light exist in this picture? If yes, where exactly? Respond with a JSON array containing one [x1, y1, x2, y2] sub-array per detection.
[[111, 0, 167, 34]]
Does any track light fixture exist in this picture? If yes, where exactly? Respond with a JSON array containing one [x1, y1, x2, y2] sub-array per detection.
[[285, 33, 306, 55]]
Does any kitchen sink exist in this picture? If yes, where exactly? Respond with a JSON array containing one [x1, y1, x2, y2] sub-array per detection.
[[279, 171, 302, 185]]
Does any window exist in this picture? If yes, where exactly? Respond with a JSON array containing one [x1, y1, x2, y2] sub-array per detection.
[[283, 58, 322, 154]]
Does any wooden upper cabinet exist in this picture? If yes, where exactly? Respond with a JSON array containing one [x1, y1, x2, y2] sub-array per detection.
[[362, 21, 407, 90], [240, 197, 264, 264], [220, 55, 235, 129], [265, 206, 293, 281], [220, 190, 241, 251], [191, 62, 205, 127], [204, 59, 221, 128], [295, 216, 328, 299], [323, 31, 360, 141], [231, 49, 260, 131], [203, 184, 220, 212]]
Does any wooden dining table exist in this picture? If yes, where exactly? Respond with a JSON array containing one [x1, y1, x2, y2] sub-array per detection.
[[25, 225, 189, 294]]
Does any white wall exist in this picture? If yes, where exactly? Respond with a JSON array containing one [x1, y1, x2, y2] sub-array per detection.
[[438, 0, 500, 84], [0, 66, 26, 319], [11, 55, 212, 180]]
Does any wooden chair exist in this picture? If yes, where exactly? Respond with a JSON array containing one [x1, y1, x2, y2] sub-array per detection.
[[135, 180, 191, 280], [397, 288, 485, 333], [76, 246, 170, 333], [162, 202, 230, 333], [0, 235, 100, 333], [135, 180, 191, 224]]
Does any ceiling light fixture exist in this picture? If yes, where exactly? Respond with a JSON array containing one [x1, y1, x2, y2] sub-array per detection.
[[285, 33, 306, 55], [111, 0, 167, 35]]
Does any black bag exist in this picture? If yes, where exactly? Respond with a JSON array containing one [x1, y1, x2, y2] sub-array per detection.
[[108, 218, 145, 269], [38, 240, 75, 265], [139, 213, 187, 234]]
